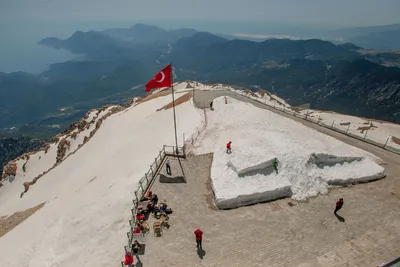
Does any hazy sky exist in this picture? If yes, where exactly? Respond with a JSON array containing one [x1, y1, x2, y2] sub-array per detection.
[[1, 0, 400, 28]]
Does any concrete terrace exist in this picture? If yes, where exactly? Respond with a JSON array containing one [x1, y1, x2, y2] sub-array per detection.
[[131, 90, 400, 267], [136, 152, 400, 267]]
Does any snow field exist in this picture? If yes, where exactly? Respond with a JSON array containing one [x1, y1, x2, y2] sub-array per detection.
[[0, 92, 202, 267], [176, 81, 399, 154], [299, 109, 400, 152], [0, 105, 123, 214], [195, 97, 385, 209]]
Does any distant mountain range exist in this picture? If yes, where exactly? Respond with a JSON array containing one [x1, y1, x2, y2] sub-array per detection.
[[327, 23, 400, 50], [1, 23, 400, 177], [1, 23, 400, 136]]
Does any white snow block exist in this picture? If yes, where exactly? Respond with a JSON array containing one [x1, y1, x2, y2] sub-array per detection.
[[214, 181, 292, 209], [211, 147, 292, 209], [320, 159, 385, 185], [308, 153, 386, 185]]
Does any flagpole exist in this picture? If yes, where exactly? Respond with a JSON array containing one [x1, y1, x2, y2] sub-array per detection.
[[170, 63, 179, 154]]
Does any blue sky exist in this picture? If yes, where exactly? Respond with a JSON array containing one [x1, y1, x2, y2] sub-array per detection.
[[1, 0, 400, 28]]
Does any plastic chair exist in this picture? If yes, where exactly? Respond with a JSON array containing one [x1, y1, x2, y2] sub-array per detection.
[[153, 221, 162, 236]]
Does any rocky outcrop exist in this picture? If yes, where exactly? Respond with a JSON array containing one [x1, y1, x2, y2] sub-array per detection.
[[2, 161, 17, 180], [56, 138, 71, 163]]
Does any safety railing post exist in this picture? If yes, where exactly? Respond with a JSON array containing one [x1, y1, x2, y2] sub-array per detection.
[[139, 180, 144, 194], [384, 137, 389, 148], [150, 164, 154, 178]]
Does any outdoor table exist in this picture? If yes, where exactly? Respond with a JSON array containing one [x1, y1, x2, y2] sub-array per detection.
[[137, 201, 150, 212]]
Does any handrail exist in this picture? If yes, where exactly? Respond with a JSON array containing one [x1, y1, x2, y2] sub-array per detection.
[[121, 145, 185, 263]]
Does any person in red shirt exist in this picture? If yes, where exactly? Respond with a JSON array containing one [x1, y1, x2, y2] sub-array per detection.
[[124, 250, 134, 267], [226, 141, 232, 154], [136, 212, 145, 222], [194, 228, 203, 250], [133, 226, 141, 234], [334, 198, 344, 214]]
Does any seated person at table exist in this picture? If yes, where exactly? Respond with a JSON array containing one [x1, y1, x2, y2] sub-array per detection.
[[160, 203, 168, 212], [136, 212, 145, 221], [146, 202, 155, 213], [151, 194, 158, 204], [144, 190, 153, 200], [133, 225, 141, 233]]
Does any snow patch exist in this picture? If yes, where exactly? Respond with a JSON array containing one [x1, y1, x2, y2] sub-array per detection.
[[197, 96, 385, 209]]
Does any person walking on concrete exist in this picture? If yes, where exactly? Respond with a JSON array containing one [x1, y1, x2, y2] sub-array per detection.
[[194, 228, 203, 250], [334, 198, 344, 214], [166, 158, 171, 175], [226, 141, 232, 154]]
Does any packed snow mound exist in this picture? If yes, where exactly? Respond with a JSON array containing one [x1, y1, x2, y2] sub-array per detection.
[[213, 147, 292, 209], [0, 91, 202, 267], [228, 158, 278, 177], [195, 97, 385, 209], [308, 153, 363, 168]]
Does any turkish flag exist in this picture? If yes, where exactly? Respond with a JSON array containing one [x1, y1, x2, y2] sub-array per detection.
[[145, 64, 172, 92]]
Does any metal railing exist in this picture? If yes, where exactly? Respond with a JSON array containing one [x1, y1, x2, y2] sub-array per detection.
[[183, 109, 208, 154], [121, 145, 184, 266]]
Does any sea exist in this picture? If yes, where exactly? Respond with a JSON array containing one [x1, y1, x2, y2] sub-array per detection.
[[0, 19, 327, 74]]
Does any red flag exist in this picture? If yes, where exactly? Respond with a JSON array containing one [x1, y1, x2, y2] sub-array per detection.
[[145, 64, 172, 92]]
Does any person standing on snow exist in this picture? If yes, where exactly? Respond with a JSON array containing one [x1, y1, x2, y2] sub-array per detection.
[[334, 198, 344, 214], [194, 228, 204, 250], [272, 158, 278, 172], [124, 250, 134, 267], [226, 141, 232, 154], [166, 159, 171, 175], [210, 100, 214, 110]]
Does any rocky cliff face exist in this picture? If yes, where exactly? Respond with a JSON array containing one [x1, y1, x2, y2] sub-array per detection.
[[0, 137, 45, 177]]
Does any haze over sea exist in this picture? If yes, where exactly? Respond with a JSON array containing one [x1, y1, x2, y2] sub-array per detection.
[[0, 19, 331, 74]]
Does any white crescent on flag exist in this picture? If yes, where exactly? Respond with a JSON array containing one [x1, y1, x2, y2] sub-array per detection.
[[156, 71, 165, 83]]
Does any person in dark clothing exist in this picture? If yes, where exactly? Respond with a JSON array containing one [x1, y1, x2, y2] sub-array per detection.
[[210, 101, 214, 110], [147, 202, 155, 213], [334, 198, 344, 214], [132, 240, 141, 261], [166, 159, 171, 175], [151, 194, 158, 205], [272, 158, 278, 172], [226, 141, 232, 154], [194, 228, 203, 250]]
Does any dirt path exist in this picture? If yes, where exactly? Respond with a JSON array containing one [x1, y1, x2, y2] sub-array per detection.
[[0, 202, 45, 238]]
